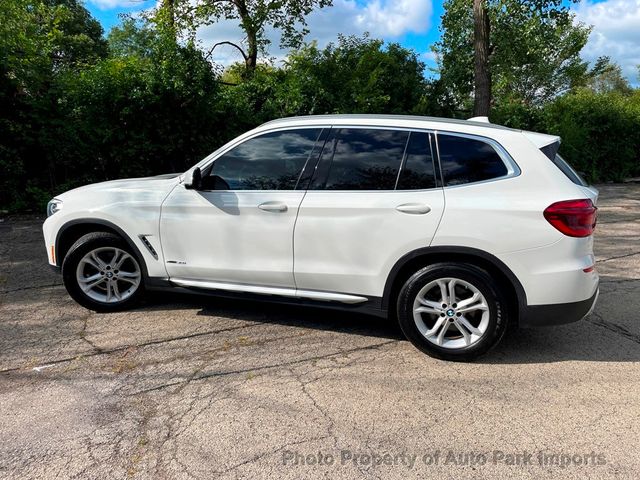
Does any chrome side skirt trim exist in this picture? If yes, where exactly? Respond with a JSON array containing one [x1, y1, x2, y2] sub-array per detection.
[[169, 278, 368, 304]]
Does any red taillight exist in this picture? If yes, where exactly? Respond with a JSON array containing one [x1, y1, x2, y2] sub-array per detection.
[[543, 199, 597, 238]]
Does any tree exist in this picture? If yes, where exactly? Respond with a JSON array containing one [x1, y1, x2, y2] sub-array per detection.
[[281, 35, 428, 115], [65, 19, 224, 179], [183, 0, 332, 74], [435, 0, 591, 116], [585, 56, 632, 95], [108, 18, 157, 58], [0, 0, 108, 210]]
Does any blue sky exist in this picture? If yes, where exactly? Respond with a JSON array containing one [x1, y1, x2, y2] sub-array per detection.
[[85, 0, 639, 82]]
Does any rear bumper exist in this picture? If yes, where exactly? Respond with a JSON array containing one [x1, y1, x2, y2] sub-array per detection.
[[519, 288, 599, 327]]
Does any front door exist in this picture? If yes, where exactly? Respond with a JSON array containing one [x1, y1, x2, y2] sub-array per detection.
[[160, 128, 324, 288]]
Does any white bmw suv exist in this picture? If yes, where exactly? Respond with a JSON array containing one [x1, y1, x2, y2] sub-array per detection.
[[43, 115, 599, 361]]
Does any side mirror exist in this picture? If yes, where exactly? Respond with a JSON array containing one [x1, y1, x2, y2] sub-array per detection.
[[184, 167, 202, 190]]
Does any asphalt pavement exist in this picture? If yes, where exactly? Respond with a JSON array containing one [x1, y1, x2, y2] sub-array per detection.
[[1, 183, 639, 479]]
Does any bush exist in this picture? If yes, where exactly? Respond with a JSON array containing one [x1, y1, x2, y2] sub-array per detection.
[[541, 89, 640, 182], [492, 90, 640, 183]]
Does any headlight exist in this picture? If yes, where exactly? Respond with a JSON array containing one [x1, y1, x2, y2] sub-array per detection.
[[47, 199, 63, 217]]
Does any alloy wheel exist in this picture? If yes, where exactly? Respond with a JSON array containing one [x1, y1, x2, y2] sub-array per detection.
[[75, 247, 141, 304], [412, 277, 490, 349]]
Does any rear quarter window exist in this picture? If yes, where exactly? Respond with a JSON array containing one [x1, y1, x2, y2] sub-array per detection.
[[550, 154, 588, 186], [539, 140, 588, 186], [437, 134, 509, 186]]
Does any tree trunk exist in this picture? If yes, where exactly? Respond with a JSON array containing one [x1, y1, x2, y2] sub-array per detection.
[[473, 0, 491, 117], [235, 0, 258, 75], [245, 30, 258, 73]]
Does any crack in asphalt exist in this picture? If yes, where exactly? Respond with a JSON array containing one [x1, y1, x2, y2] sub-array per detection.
[[129, 339, 400, 396], [586, 312, 640, 345], [599, 278, 640, 284], [78, 315, 105, 353], [597, 251, 640, 263], [0, 283, 62, 294], [289, 366, 340, 449], [213, 434, 331, 476], [0, 322, 271, 374]]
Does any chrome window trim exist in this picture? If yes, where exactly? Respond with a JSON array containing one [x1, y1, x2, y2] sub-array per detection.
[[195, 124, 333, 173], [305, 124, 442, 193], [195, 125, 331, 192], [190, 123, 519, 193], [433, 130, 521, 189]]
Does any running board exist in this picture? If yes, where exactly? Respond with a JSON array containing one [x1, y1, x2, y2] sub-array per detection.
[[169, 278, 368, 304]]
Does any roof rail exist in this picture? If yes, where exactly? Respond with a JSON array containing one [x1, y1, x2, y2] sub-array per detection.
[[259, 114, 517, 132]]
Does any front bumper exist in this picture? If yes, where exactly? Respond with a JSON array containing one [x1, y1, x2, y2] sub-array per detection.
[[519, 288, 599, 327]]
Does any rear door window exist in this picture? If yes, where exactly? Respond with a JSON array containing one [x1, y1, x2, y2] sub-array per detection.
[[310, 128, 409, 190], [396, 132, 437, 190]]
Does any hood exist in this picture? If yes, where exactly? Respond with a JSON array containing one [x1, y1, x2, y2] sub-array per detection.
[[57, 173, 181, 201], [55, 173, 180, 203]]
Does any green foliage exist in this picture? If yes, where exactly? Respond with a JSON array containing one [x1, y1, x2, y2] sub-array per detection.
[[214, 35, 429, 136], [280, 35, 428, 115], [187, 0, 333, 49], [492, 88, 640, 183], [0, 7, 221, 210], [542, 89, 640, 182], [0, 0, 108, 211], [61, 29, 224, 179], [1, 0, 640, 212]]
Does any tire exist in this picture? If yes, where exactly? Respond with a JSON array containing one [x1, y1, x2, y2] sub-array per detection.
[[62, 232, 145, 312], [397, 262, 508, 361]]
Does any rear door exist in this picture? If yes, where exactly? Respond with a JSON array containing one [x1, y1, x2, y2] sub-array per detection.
[[293, 127, 445, 298]]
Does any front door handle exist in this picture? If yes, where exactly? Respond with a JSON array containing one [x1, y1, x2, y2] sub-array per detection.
[[396, 203, 431, 215], [258, 202, 288, 213]]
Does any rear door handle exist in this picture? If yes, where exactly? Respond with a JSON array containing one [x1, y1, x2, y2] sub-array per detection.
[[396, 203, 431, 215], [258, 202, 288, 213]]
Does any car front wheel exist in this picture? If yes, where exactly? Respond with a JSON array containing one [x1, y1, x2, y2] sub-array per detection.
[[62, 232, 144, 312], [397, 263, 508, 361]]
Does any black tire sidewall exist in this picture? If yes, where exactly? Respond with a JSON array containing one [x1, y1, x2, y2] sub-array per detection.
[[62, 232, 145, 312], [397, 263, 507, 361]]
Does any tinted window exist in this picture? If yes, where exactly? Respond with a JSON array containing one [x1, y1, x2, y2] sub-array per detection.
[[551, 153, 588, 186], [397, 132, 437, 190], [438, 134, 508, 186], [206, 129, 321, 190], [317, 128, 409, 190]]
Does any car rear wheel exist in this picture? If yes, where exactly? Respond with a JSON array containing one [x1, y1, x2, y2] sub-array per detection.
[[62, 232, 144, 312], [397, 263, 508, 361]]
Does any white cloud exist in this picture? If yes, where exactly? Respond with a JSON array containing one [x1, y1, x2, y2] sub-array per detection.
[[355, 0, 432, 37], [88, 0, 147, 9], [574, 0, 640, 83], [198, 0, 433, 67]]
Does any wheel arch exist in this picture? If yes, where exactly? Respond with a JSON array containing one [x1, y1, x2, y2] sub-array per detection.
[[55, 219, 149, 279], [382, 246, 527, 324]]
